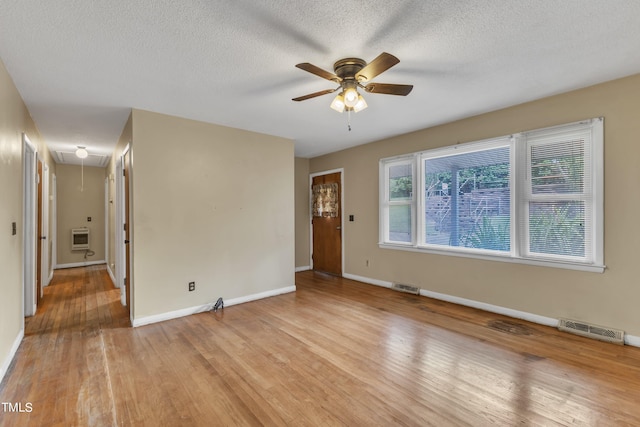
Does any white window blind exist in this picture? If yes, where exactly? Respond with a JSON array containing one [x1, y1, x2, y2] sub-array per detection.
[[519, 123, 596, 263]]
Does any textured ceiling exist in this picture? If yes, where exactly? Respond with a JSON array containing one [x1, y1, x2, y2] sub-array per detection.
[[1, 0, 640, 166]]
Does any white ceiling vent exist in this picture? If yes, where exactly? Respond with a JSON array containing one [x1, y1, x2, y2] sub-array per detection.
[[558, 318, 624, 345], [55, 151, 109, 167]]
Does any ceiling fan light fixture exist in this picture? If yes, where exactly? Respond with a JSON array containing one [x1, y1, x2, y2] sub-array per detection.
[[353, 94, 368, 113], [343, 87, 359, 108], [330, 93, 346, 113], [75, 146, 88, 159]]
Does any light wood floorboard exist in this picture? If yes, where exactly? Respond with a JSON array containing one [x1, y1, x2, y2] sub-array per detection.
[[2, 266, 640, 426]]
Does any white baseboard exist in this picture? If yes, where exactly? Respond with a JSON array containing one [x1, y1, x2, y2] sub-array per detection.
[[295, 266, 310, 272], [132, 285, 297, 328], [625, 334, 640, 347], [343, 273, 393, 289], [419, 288, 558, 328], [342, 272, 640, 348], [0, 329, 24, 385], [106, 264, 117, 287], [55, 260, 106, 269], [225, 285, 296, 307]]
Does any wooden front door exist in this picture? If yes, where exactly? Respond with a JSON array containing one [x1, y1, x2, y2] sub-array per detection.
[[36, 159, 43, 306], [312, 172, 342, 276]]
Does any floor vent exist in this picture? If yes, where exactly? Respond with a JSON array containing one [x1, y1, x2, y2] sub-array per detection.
[[558, 318, 624, 345], [391, 283, 420, 295]]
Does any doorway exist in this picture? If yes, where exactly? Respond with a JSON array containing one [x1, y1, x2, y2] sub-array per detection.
[[310, 169, 343, 276], [115, 145, 132, 319], [123, 148, 131, 318], [22, 134, 37, 316], [41, 163, 50, 287], [36, 159, 43, 305]]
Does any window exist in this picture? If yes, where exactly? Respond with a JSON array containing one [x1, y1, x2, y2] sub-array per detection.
[[380, 119, 604, 272], [380, 158, 415, 244]]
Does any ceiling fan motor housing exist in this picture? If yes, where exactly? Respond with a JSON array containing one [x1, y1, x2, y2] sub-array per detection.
[[334, 58, 366, 81]]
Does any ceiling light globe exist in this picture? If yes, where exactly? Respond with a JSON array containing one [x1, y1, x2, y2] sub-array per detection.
[[353, 95, 368, 113], [75, 147, 88, 159], [343, 87, 359, 108], [330, 94, 346, 113]]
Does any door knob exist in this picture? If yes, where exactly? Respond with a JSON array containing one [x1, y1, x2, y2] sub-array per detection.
[[336, 226, 341, 230]]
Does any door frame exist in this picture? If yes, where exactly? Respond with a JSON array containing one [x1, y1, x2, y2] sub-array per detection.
[[41, 161, 50, 287], [115, 151, 125, 300], [51, 174, 57, 270], [36, 158, 43, 303], [22, 133, 37, 317], [104, 176, 109, 280], [309, 168, 345, 275], [115, 143, 132, 322]]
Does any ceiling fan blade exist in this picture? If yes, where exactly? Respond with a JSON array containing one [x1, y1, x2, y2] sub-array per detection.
[[364, 83, 413, 96], [292, 88, 338, 102], [295, 63, 340, 82], [356, 52, 400, 82]]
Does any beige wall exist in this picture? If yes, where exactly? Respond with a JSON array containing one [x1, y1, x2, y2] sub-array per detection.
[[0, 58, 54, 380], [306, 73, 640, 336], [55, 164, 106, 265], [129, 109, 295, 320], [295, 157, 310, 268]]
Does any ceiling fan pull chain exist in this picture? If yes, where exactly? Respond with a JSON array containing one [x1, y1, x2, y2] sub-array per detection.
[[348, 109, 352, 131]]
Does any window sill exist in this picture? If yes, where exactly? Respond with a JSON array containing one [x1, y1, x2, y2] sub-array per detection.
[[378, 242, 605, 273]]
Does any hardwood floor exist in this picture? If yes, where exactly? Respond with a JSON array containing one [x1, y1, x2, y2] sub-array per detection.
[[2, 267, 640, 426]]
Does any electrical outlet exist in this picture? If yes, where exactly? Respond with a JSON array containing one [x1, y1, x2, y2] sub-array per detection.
[[188, 281, 195, 292]]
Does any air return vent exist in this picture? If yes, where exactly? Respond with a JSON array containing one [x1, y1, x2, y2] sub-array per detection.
[[391, 283, 420, 295], [558, 318, 624, 345]]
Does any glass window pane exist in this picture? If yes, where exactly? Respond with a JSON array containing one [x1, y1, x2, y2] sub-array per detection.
[[529, 201, 585, 257], [424, 146, 510, 252], [389, 164, 412, 201], [389, 205, 412, 242], [531, 139, 584, 194]]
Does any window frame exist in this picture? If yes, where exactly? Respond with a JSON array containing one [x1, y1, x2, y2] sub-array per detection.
[[379, 118, 604, 273], [379, 155, 416, 245]]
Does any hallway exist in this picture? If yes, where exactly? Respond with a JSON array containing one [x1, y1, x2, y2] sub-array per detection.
[[0, 266, 128, 426]]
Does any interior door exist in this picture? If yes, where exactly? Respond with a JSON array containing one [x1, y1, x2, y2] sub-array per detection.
[[124, 149, 131, 316], [36, 159, 43, 305], [312, 172, 342, 276]]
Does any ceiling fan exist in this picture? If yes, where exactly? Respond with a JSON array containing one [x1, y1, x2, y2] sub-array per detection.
[[292, 52, 413, 113]]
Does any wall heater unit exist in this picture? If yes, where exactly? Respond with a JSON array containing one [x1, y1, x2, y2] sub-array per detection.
[[71, 228, 90, 251]]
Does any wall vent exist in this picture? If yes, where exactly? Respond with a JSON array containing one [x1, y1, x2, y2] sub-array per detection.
[[558, 318, 624, 345], [391, 283, 420, 295]]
